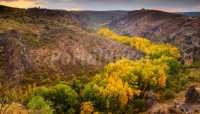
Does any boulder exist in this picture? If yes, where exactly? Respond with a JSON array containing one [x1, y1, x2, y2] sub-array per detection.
[[169, 86, 200, 114], [185, 85, 200, 104], [145, 90, 158, 108]]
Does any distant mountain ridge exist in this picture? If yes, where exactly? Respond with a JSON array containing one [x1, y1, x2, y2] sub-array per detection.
[[179, 12, 200, 17], [71, 11, 128, 30]]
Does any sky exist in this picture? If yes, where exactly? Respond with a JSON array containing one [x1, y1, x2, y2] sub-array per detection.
[[0, 0, 200, 12]]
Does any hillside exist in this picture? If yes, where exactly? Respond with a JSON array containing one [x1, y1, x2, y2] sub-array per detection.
[[180, 12, 200, 17], [109, 9, 200, 63], [71, 11, 128, 30], [0, 6, 142, 85]]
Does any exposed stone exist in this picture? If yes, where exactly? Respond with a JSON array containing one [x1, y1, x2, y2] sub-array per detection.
[[185, 48, 193, 54], [185, 86, 200, 104], [184, 36, 193, 45], [168, 86, 200, 114], [169, 101, 192, 114], [144, 90, 158, 108]]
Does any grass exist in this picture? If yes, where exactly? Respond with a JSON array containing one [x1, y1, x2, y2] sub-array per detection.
[[0, 103, 28, 114]]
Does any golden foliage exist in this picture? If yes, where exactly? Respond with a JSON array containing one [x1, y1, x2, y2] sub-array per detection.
[[80, 102, 95, 114], [97, 27, 130, 44], [97, 27, 180, 59], [96, 27, 181, 89], [82, 28, 181, 111], [95, 74, 139, 105], [104, 58, 169, 88]]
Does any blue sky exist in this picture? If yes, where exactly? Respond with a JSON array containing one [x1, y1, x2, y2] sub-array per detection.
[[0, 0, 200, 12]]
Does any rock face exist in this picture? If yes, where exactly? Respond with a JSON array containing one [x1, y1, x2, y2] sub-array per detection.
[[145, 91, 170, 114], [144, 90, 158, 108], [169, 86, 200, 114], [185, 86, 200, 104], [109, 9, 200, 63], [146, 86, 200, 114], [0, 30, 27, 80]]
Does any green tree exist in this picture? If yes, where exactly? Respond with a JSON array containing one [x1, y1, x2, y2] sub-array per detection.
[[31, 84, 78, 114], [27, 96, 53, 114]]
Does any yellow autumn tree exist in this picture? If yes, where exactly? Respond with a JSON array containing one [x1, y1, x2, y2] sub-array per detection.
[[97, 27, 130, 44], [80, 102, 95, 114], [97, 27, 180, 60], [96, 75, 140, 106], [82, 28, 181, 112]]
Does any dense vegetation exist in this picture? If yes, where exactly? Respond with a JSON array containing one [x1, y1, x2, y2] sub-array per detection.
[[1, 28, 199, 114], [22, 28, 181, 113], [79, 28, 181, 113]]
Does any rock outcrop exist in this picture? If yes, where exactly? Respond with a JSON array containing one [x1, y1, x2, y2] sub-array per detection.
[[169, 86, 200, 114], [185, 86, 200, 104], [145, 85, 200, 114]]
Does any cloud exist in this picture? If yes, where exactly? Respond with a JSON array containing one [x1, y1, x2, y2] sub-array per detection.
[[0, 0, 40, 8], [66, 7, 81, 11], [0, 0, 35, 2]]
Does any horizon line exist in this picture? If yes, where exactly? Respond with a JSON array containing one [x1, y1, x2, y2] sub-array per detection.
[[0, 4, 199, 13]]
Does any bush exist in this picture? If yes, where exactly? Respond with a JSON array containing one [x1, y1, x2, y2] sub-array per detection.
[[27, 96, 53, 114], [31, 84, 78, 113], [80, 101, 95, 114], [160, 89, 175, 101], [71, 79, 84, 93], [133, 99, 146, 111], [163, 58, 181, 75]]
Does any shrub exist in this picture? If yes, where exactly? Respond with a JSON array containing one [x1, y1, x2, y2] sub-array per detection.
[[133, 99, 146, 111], [80, 101, 95, 114], [71, 79, 84, 93], [27, 96, 53, 114], [31, 84, 78, 113], [160, 89, 175, 101], [160, 57, 181, 75]]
